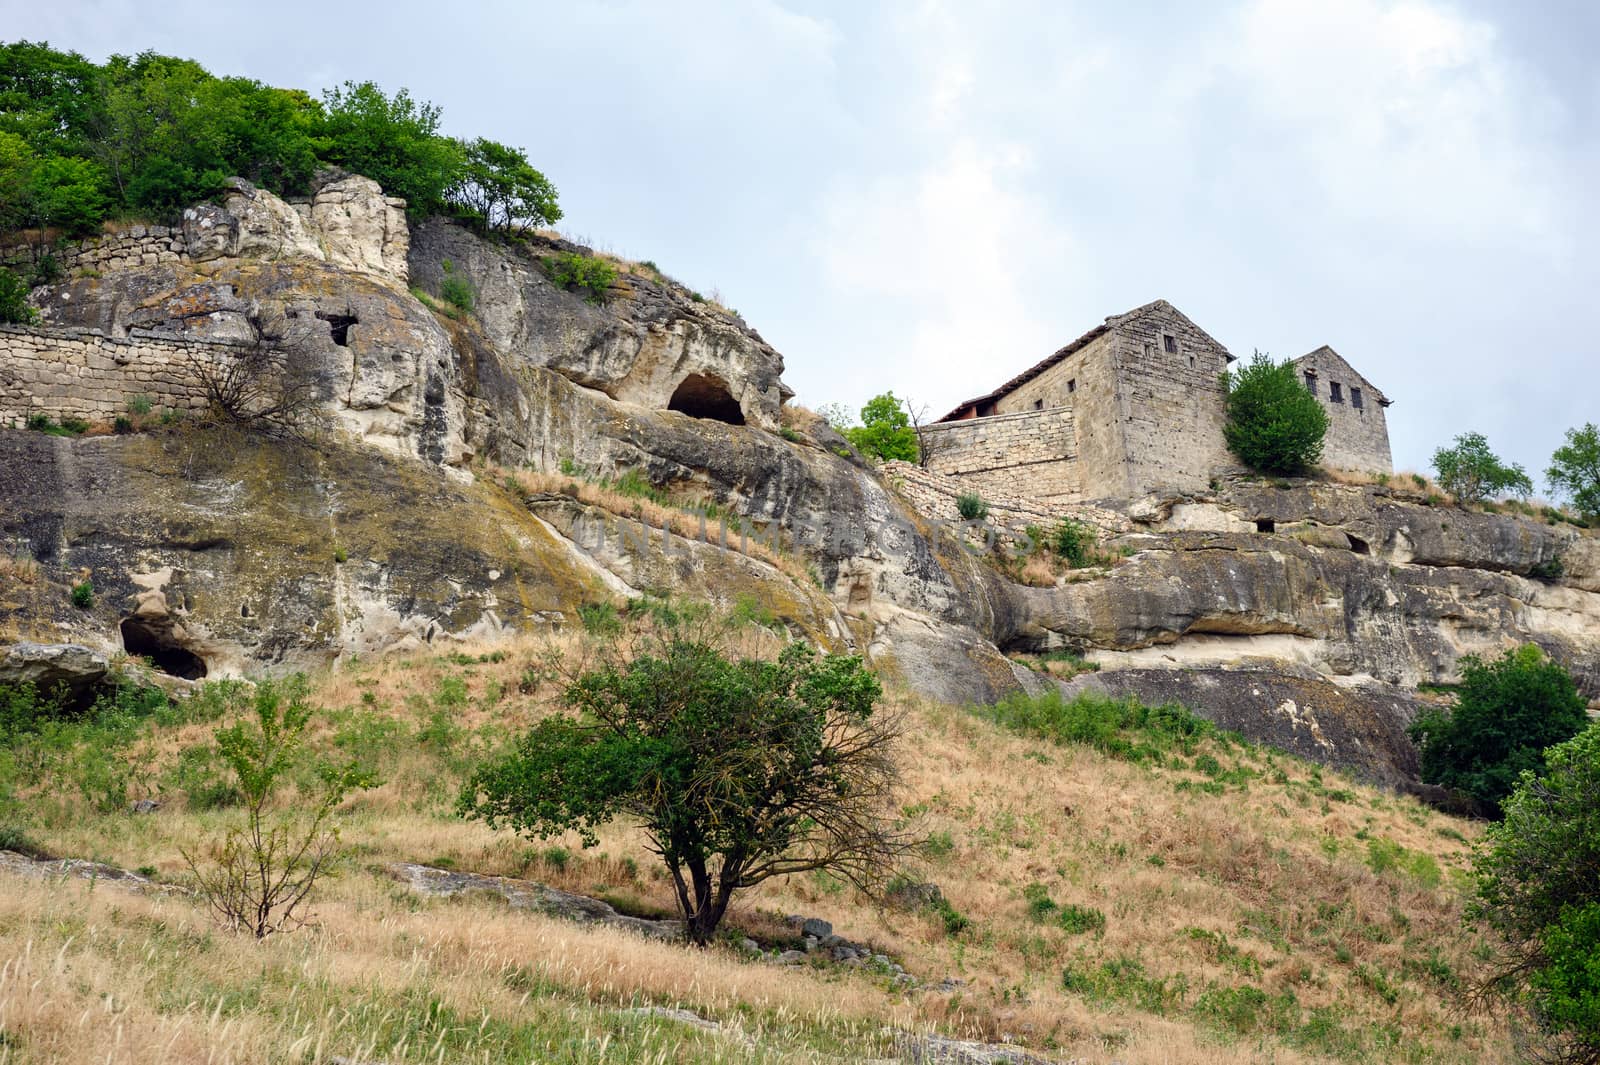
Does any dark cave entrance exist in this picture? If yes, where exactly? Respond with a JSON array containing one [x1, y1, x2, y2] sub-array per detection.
[[316, 311, 358, 347], [1255, 518, 1276, 533], [120, 617, 208, 680], [667, 373, 746, 425]]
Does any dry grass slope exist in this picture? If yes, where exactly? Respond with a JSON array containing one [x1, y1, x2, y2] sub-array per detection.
[[0, 630, 1509, 1064]]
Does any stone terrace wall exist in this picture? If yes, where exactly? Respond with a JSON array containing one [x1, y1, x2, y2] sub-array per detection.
[[919, 406, 1081, 504], [0, 225, 186, 276], [0, 325, 235, 427]]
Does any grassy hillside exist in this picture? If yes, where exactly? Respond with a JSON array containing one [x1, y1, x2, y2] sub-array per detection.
[[0, 624, 1508, 1063]]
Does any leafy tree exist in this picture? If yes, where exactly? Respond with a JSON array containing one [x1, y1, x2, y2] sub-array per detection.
[[1548, 423, 1600, 522], [316, 81, 463, 217], [1471, 724, 1600, 1063], [1221, 350, 1329, 475], [0, 41, 101, 156], [1407, 644, 1588, 815], [1432, 431, 1534, 503], [844, 392, 919, 463], [459, 639, 906, 945], [26, 153, 107, 234], [0, 268, 35, 324], [446, 137, 561, 235]]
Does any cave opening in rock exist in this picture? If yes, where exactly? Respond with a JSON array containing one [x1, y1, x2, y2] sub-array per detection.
[[316, 311, 358, 347], [1347, 533, 1371, 555], [120, 617, 208, 680], [1256, 518, 1276, 533], [667, 373, 746, 425]]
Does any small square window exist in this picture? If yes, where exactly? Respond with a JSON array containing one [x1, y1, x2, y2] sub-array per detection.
[[1351, 387, 1364, 410], [1034, 399, 1044, 410], [1303, 371, 1316, 395], [1163, 334, 1178, 354], [1330, 382, 1343, 403], [1067, 379, 1076, 394]]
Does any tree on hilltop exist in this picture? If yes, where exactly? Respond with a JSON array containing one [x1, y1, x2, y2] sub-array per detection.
[[1547, 423, 1600, 522], [1221, 350, 1329, 475], [1431, 431, 1533, 503]]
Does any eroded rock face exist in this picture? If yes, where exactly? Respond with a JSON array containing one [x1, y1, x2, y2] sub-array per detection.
[[409, 221, 789, 430], [183, 175, 410, 283]]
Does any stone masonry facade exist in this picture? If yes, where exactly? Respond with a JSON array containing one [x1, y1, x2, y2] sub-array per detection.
[[1293, 346, 1392, 475], [0, 325, 247, 427], [916, 407, 1080, 504], [0, 226, 186, 276], [929, 300, 1393, 503]]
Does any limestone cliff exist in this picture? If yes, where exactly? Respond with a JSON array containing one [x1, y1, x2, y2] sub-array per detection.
[[4, 176, 1596, 788]]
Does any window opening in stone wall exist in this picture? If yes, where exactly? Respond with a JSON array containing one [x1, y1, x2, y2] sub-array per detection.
[[1351, 387, 1363, 409], [1304, 371, 1316, 395], [1034, 399, 1044, 410], [1144, 342, 1154, 357], [1163, 334, 1178, 354], [1330, 382, 1343, 403], [1256, 518, 1276, 533], [1067, 379, 1076, 393], [1189, 353, 1195, 369]]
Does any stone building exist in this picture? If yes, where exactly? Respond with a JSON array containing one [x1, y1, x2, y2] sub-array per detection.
[[923, 299, 1392, 503], [1292, 345, 1393, 475]]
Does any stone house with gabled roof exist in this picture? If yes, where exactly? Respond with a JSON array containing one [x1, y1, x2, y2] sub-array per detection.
[[919, 299, 1393, 503], [1292, 345, 1393, 475]]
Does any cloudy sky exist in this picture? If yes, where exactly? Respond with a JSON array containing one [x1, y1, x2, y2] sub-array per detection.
[[8, 0, 1597, 480]]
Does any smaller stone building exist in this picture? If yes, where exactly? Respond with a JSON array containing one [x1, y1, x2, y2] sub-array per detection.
[[1292, 346, 1392, 475]]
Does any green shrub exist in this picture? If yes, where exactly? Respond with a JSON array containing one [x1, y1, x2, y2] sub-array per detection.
[[978, 689, 1215, 764], [545, 252, 617, 304], [778, 426, 801, 443], [438, 259, 475, 312], [1057, 902, 1107, 935], [127, 394, 154, 416], [69, 580, 94, 609], [0, 268, 36, 325], [609, 468, 670, 506], [1531, 556, 1566, 581], [577, 601, 623, 637], [1431, 431, 1533, 502], [934, 896, 969, 935], [1407, 644, 1587, 814], [1221, 350, 1329, 475], [1050, 519, 1095, 567], [955, 492, 989, 521], [1472, 725, 1600, 1061]]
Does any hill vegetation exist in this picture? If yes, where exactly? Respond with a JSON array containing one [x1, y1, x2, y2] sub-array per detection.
[[0, 610, 1519, 1064], [0, 40, 558, 244]]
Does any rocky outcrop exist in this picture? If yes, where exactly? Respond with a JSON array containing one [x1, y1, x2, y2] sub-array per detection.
[[409, 221, 790, 430], [0, 642, 108, 707], [183, 174, 410, 283]]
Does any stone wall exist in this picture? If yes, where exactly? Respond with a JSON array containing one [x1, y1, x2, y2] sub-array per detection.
[[920, 405, 1081, 503], [1108, 305, 1235, 496], [0, 325, 237, 426], [0, 226, 186, 276], [1294, 347, 1393, 474]]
